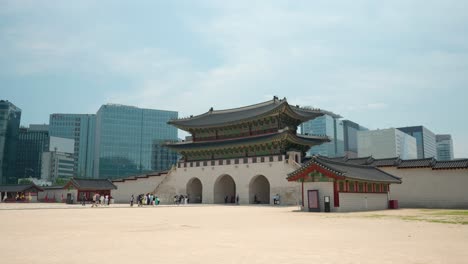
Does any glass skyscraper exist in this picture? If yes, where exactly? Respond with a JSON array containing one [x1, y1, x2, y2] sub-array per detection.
[[397, 126, 437, 159], [436, 134, 454, 161], [15, 127, 50, 180], [342, 120, 368, 158], [49, 114, 96, 178], [0, 100, 22, 184], [300, 114, 344, 158], [94, 104, 178, 179]]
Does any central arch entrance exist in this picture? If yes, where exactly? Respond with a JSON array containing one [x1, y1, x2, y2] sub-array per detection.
[[214, 174, 236, 204], [186, 178, 202, 203], [249, 175, 270, 204]]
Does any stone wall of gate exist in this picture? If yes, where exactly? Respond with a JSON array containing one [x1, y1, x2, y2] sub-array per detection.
[[154, 155, 301, 205]]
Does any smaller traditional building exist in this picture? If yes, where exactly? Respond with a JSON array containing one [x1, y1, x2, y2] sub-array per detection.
[[287, 156, 401, 212], [39, 178, 117, 203], [0, 184, 43, 202]]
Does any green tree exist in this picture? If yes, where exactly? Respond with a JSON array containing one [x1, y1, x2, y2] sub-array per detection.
[[53, 178, 71, 186], [18, 179, 33, 185]]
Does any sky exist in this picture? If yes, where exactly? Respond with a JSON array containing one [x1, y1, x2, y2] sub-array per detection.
[[1, 0, 467, 157]]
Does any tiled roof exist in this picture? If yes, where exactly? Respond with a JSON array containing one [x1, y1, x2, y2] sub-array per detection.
[[368, 157, 401, 167], [397, 158, 436, 169], [288, 156, 401, 183], [166, 130, 329, 151], [168, 98, 339, 129], [0, 184, 43, 192], [432, 159, 468, 170], [315, 155, 468, 170], [346, 156, 373, 165], [69, 178, 117, 190]]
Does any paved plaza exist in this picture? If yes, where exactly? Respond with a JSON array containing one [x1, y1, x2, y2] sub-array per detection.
[[1, 204, 467, 264]]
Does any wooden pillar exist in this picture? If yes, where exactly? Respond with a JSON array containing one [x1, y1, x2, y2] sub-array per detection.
[[333, 180, 340, 207]]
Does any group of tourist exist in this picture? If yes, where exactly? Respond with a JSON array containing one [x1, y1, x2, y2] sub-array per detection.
[[130, 193, 160, 207], [224, 194, 239, 204], [88, 193, 111, 207], [174, 194, 189, 205]]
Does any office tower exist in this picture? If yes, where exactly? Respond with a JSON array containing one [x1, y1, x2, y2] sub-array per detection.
[[357, 128, 417, 159], [300, 114, 344, 157], [397, 126, 436, 158], [49, 114, 95, 177], [15, 127, 49, 181], [0, 100, 21, 184], [342, 120, 368, 158], [94, 104, 178, 179], [436, 134, 454, 161]]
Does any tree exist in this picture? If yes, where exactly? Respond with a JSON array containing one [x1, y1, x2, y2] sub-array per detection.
[[53, 178, 70, 186], [18, 179, 33, 185]]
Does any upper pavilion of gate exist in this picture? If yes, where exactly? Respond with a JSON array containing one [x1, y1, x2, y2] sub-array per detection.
[[168, 96, 340, 131], [166, 96, 340, 161]]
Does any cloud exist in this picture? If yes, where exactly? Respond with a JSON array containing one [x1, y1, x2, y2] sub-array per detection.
[[1, 1, 468, 156]]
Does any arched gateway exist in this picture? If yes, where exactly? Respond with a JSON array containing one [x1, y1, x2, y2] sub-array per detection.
[[186, 178, 202, 203], [166, 97, 338, 205], [249, 175, 270, 204], [214, 174, 236, 204]]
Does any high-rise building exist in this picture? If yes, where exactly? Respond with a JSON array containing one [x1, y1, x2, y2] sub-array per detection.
[[28, 124, 49, 132], [49, 114, 96, 178], [436, 134, 454, 161], [0, 100, 21, 184], [15, 127, 50, 181], [94, 104, 178, 179], [357, 128, 417, 159], [342, 120, 368, 158], [397, 126, 436, 159], [40, 137, 75, 181], [300, 114, 344, 157], [41, 151, 74, 181]]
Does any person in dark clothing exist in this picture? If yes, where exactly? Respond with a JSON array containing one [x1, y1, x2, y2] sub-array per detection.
[[81, 193, 86, 206], [130, 194, 134, 207], [224, 195, 228, 204]]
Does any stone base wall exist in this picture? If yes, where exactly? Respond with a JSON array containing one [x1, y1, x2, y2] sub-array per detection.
[[112, 175, 167, 203], [154, 155, 301, 205]]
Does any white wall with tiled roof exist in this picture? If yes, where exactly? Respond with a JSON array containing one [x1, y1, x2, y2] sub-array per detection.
[[382, 167, 468, 208]]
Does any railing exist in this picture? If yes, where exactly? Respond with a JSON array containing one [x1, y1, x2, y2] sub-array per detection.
[[177, 155, 286, 169]]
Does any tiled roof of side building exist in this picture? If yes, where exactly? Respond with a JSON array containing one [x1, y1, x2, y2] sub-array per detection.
[[69, 178, 117, 190], [288, 156, 401, 183], [0, 184, 44, 192], [168, 97, 340, 129], [346, 156, 374, 165], [368, 157, 401, 167], [432, 159, 468, 170], [397, 158, 436, 169]]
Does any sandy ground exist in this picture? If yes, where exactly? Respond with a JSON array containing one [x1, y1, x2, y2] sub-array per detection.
[[1, 204, 467, 264]]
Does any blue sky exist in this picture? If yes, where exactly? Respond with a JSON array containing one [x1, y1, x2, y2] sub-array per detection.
[[1, 0, 467, 157]]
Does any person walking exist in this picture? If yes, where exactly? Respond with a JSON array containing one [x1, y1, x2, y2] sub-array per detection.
[[100, 194, 105, 206], [92, 193, 97, 207], [130, 194, 134, 207], [104, 195, 109, 206], [81, 193, 86, 206]]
